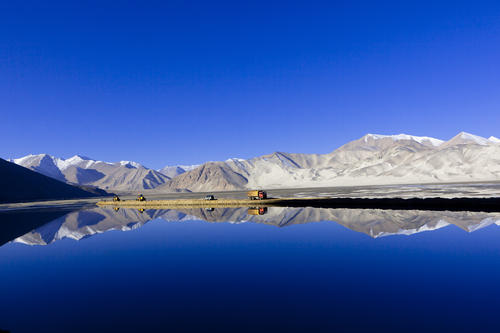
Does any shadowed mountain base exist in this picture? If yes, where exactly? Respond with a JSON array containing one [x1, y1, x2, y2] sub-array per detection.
[[0, 208, 76, 246]]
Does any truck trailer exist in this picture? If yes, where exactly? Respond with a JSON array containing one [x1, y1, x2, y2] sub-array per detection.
[[247, 190, 267, 200]]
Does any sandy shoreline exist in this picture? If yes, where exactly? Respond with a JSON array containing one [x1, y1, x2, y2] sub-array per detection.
[[2, 182, 500, 212], [96, 196, 500, 212]]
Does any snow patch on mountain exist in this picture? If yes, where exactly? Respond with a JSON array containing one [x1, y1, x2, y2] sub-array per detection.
[[119, 161, 143, 168], [489, 136, 500, 143], [442, 132, 490, 147], [375, 219, 451, 237], [364, 134, 444, 147], [56, 155, 104, 170]]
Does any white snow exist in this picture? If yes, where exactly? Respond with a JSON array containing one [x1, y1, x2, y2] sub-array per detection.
[[489, 136, 500, 143], [178, 164, 200, 171], [364, 134, 444, 146], [226, 158, 246, 162], [13, 154, 47, 165], [455, 132, 490, 145], [55, 155, 100, 170], [120, 161, 143, 168], [466, 218, 500, 232], [375, 219, 451, 237]]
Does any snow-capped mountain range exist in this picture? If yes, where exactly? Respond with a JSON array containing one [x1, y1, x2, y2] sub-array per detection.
[[9, 154, 170, 191], [9, 132, 500, 192], [157, 131, 500, 191]]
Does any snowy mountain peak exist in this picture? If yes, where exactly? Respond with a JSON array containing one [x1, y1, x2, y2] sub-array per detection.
[[65, 155, 93, 164], [444, 132, 490, 146], [56, 155, 97, 170], [71, 154, 92, 160], [13, 153, 52, 164], [119, 161, 143, 168], [226, 157, 246, 162], [363, 134, 444, 147], [489, 136, 500, 143]]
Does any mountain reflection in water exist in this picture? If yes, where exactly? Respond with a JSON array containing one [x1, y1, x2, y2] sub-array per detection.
[[11, 206, 500, 246], [4, 205, 500, 333]]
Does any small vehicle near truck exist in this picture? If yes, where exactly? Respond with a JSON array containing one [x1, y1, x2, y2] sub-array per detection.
[[204, 194, 216, 200], [247, 190, 267, 200]]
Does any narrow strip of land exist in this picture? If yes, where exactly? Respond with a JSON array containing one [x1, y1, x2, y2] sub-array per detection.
[[97, 198, 282, 208], [97, 197, 500, 212]]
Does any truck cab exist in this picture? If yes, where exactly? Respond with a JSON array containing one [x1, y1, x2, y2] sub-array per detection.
[[247, 190, 267, 200]]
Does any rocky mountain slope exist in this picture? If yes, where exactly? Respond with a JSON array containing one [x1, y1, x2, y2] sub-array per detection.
[[157, 132, 500, 192], [10, 132, 500, 192], [0, 158, 106, 203]]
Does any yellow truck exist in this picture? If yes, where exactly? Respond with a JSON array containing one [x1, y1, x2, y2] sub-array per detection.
[[247, 190, 267, 200]]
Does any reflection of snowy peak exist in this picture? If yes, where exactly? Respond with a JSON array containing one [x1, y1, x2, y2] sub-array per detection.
[[14, 207, 500, 246], [169, 207, 500, 237], [15, 208, 168, 245]]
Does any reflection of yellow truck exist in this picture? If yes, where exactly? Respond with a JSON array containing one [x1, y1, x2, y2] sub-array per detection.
[[247, 190, 267, 200], [248, 207, 268, 215]]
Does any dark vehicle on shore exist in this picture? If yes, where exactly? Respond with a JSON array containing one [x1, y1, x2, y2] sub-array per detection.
[[205, 195, 216, 200], [137, 194, 146, 201], [247, 190, 267, 200], [113, 195, 120, 202]]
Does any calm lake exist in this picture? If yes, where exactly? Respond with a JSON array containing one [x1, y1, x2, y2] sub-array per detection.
[[2, 206, 500, 332]]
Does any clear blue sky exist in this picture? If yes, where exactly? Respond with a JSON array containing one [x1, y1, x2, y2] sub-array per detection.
[[1, 1, 499, 169]]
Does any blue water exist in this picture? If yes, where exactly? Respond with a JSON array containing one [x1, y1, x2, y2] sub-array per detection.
[[2, 207, 500, 332]]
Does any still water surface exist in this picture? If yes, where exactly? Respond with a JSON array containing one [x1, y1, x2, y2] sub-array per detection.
[[2, 206, 500, 332]]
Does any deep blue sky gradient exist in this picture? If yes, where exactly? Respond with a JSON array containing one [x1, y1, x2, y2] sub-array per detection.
[[1, 1, 500, 168]]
